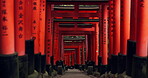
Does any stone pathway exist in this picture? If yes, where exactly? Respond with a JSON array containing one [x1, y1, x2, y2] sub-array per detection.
[[56, 69, 96, 78]]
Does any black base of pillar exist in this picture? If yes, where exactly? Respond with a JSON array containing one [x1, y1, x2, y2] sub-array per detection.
[[98, 56, 102, 72], [108, 58, 112, 72], [25, 39, 35, 75], [74, 64, 80, 69], [35, 53, 41, 73], [41, 55, 46, 73], [46, 65, 53, 75], [50, 56, 54, 66], [126, 40, 136, 76], [19, 55, 28, 78], [147, 57, 148, 78], [57, 66, 64, 75], [117, 53, 126, 74], [87, 66, 94, 75], [132, 55, 147, 78], [0, 53, 19, 78], [82, 65, 85, 71], [46, 65, 50, 74], [100, 65, 108, 74], [111, 54, 118, 74], [28, 53, 34, 75]]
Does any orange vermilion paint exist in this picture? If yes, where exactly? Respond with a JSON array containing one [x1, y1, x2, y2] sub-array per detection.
[[77, 46, 81, 64], [24, 0, 32, 40], [0, 0, 15, 54], [53, 23, 59, 64], [102, 5, 108, 65], [136, 0, 148, 57], [85, 35, 88, 60], [60, 35, 64, 60], [99, 5, 103, 57], [120, 0, 131, 55], [14, 0, 25, 56], [130, 0, 138, 41], [71, 53, 75, 66], [113, 0, 120, 55], [45, 5, 50, 65], [32, 0, 40, 54], [39, 0, 46, 55], [95, 23, 99, 65], [82, 41, 85, 64], [45, 4, 53, 65], [109, 0, 114, 56]]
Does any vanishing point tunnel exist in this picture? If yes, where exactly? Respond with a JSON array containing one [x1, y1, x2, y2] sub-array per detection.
[[0, 0, 147, 78]]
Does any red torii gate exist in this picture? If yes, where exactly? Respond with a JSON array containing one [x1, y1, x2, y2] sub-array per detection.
[[0, 0, 110, 78], [56, 22, 99, 64], [3, 0, 148, 78], [45, 1, 108, 68], [64, 45, 82, 65], [64, 40, 86, 64], [64, 50, 75, 66]]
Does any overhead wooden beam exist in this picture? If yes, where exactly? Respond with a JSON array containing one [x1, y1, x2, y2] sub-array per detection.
[[54, 19, 99, 22]]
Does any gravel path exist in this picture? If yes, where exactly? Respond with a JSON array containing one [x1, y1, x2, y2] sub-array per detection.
[[57, 69, 96, 78]]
